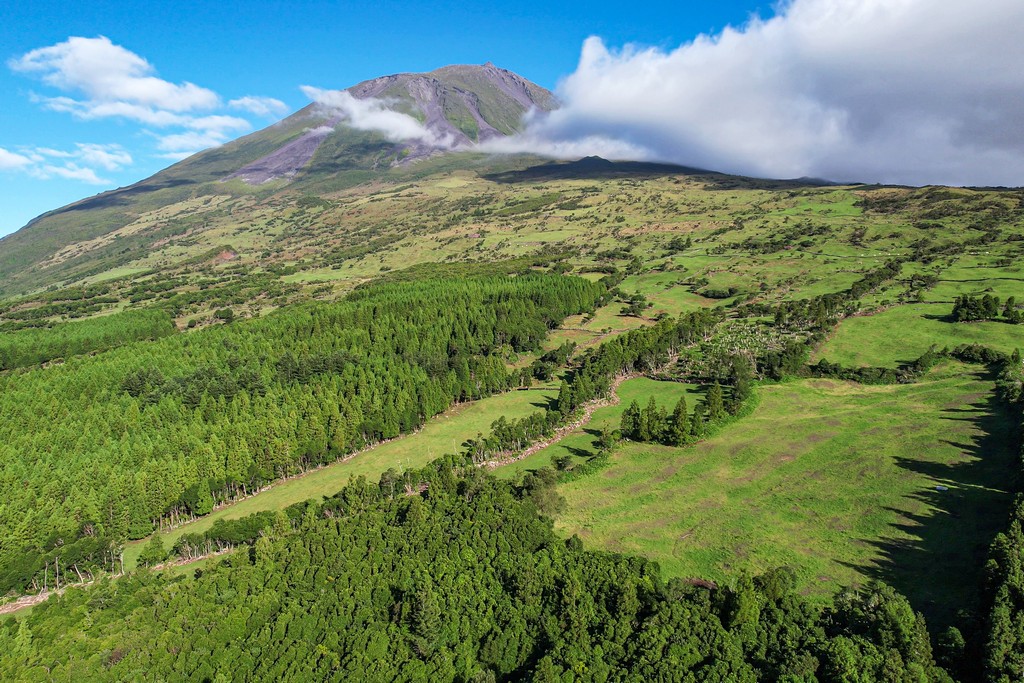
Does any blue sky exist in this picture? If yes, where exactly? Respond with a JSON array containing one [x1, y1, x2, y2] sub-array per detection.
[[3, 1, 1023, 239], [0, 0, 770, 237]]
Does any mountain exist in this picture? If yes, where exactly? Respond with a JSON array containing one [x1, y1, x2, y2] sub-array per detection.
[[0, 63, 556, 295]]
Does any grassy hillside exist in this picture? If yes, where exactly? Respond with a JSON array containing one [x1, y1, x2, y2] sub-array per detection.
[[551, 362, 1018, 631], [0, 137, 1022, 678]]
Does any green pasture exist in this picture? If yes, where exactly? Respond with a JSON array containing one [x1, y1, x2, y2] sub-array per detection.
[[817, 303, 1023, 367], [554, 362, 1018, 630], [499, 377, 703, 477]]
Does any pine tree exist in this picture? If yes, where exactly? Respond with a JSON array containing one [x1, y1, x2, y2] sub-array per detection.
[[638, 397, 659, 442], [138, 534, 166, 567], [690, 402, 706, 439], [620, 401, 641, 441], [1005, 296, 1020, 323], [556, 381, 574, 416], [193, 482, 215, 517], [706, 383, 725, 422], [667, 396, 689, 446]]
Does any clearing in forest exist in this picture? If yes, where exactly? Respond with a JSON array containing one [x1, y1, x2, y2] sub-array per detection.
[[553, 361, 1018, 631]]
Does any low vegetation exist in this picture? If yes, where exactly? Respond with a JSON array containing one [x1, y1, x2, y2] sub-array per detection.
[[0, 156, 1022, 679]]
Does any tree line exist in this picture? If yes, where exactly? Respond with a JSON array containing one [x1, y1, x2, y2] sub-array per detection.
[[0, 457, 951, 681], [952, 294, 1021, 323], [0, 270, 604, 596], [0, 309, 176, 371]]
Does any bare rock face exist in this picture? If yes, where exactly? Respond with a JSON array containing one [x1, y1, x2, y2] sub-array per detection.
[[227, 63, 556, 184], [225, 117, 339, 185]]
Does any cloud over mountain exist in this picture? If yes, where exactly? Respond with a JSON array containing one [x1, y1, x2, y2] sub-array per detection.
[[515, 0, 1024, 185], [300, 86, 455, 148]]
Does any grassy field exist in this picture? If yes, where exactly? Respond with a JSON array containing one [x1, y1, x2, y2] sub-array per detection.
[[817, 303, 1024, 366], [124, 386, 556, 569], [498, 377, 702, 477], [553, 361, 1018, 630]]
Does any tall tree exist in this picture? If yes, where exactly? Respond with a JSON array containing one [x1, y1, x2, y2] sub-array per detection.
[[667, 396, 689, 446], [620, 400, 642, 441]]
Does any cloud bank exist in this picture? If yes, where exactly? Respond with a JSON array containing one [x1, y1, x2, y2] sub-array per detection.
[[9, 36, 290, 168], [512, 0, 1024, 186]]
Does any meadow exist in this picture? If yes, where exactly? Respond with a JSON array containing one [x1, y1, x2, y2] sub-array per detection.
[[551, 361, 1017, 630], [817, 303, 1024, 366], [498, 377, 702, 476]]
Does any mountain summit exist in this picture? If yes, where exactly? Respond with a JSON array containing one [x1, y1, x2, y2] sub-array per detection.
[[0, 64, 556, 293], [227, 63, 556, 184]]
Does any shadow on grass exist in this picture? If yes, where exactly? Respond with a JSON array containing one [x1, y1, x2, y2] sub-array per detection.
[[838, 369, 1019, 636], [562, 445, 594, 459]]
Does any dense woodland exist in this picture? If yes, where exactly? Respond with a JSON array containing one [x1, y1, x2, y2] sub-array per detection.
[[0, 308, 175, 370], [0, 271, 603, 595], [0, 173, 1021, 681], [0, 463, 950, 682]]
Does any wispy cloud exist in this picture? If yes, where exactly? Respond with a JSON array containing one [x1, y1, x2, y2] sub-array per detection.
[[11, 36, 288, 161], [30, 163, 108, 184], [510, 0, 1024, 186], [230, 96, 289, 117], [0, 148, 33, 171], [0, 143, 131, 185], [300, 85, 455, 148]]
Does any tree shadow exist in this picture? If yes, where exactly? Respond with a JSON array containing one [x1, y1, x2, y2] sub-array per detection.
[[836, 369, 1019, 636], [563, 445, 595, 459]]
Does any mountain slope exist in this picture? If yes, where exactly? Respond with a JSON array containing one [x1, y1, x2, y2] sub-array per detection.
[[0, 64, 555, 296]]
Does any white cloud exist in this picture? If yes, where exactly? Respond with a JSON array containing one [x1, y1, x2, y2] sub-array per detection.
[[31, 163, 108, 184], [150, 117, 252, 157], [155, 130, 229, 153], [154, 151, 196, 161], [11, 36, 284, 165], [514, 0, 1024, 186], [37, 94, 187, 126], [230, 96, 288, 117], [0, 143, 130, 185], [0, 148, 33, 171], [67, 143, 132, 171], [10, 36, 217, 112], [300, 85, 455, 147], [186, 115, 251, 134]]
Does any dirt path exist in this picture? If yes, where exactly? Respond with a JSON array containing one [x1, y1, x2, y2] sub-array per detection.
[[483, 373, 635, 469], [0, 589, 73, 616], [0, 371, 641, 617], [0, 548, 233, 617]]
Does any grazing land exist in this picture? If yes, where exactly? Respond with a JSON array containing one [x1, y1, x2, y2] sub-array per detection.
[[553, 361, 1017, 630], [818, 303, 1024, 367]]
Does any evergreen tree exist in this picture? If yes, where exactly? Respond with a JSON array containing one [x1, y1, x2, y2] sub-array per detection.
[[667, 396, 689, 446], [690, 402, 706, 439], [620, 400, 641, 441], [706, 383, 725, 422], [556, 380, 574, 416], [1005, 296, 1020, 323], [596, 427, 618, 453], [138, 534, 166, 567], [638, 397, 659, 442]]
